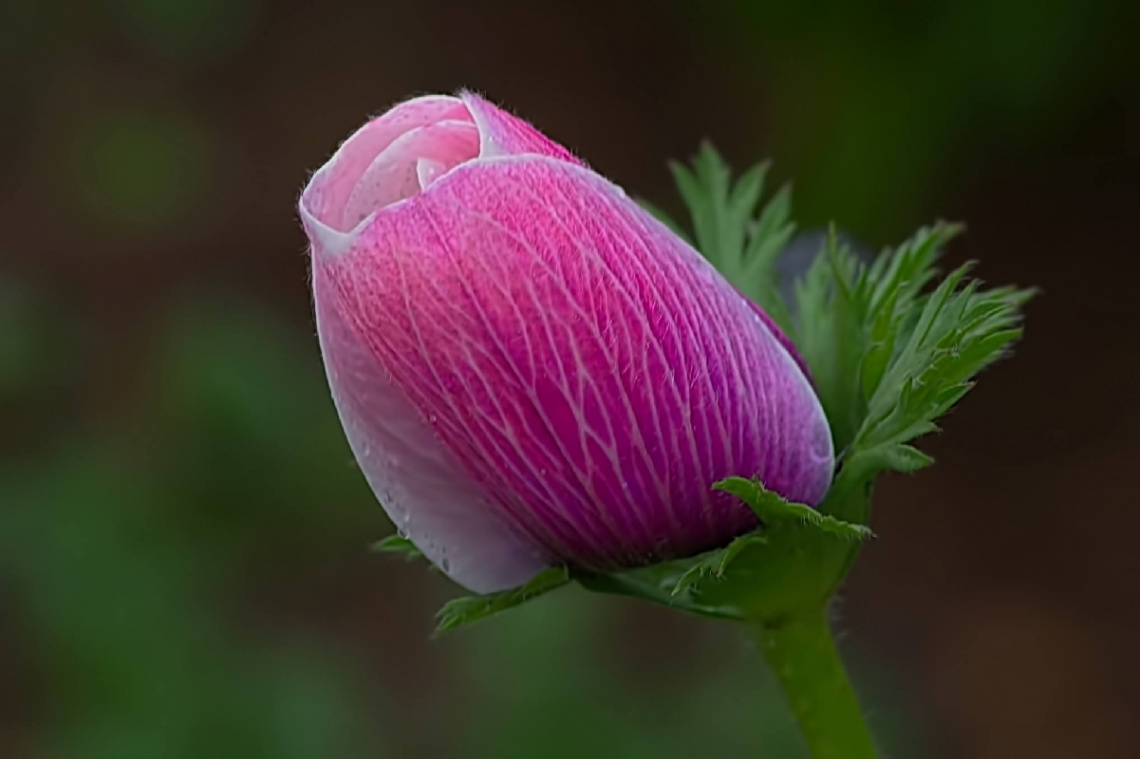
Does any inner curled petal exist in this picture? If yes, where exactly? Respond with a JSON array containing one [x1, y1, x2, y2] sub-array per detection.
[[416, 158, 446, 190], [301, 93, 585, 251], [341, 120, 479, 229], [302, 96, 471, 232]]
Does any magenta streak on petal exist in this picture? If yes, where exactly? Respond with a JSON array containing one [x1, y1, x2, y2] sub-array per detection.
[[417, 210, 640, 555], [319, 211, 598, 563], [507, 180, 707, 546], [587, 194, 731, 543], [318, 155, 835, 573]]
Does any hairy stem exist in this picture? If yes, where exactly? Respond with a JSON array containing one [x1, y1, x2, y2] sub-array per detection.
[[749, 609, 877, 759]]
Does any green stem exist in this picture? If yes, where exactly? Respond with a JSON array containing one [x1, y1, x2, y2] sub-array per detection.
[[749, 608, 877, 759]]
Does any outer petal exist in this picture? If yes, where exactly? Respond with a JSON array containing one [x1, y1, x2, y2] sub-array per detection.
[[315, 155, 834, 575], [460, 91, 583, 165], [314, 259, 552, 593]]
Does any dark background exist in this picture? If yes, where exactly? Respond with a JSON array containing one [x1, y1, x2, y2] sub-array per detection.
[[2, 0, 1138, 757]]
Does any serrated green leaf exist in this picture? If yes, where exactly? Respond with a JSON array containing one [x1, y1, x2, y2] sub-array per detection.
[[655, 151, 1028, 493], [670, 532, 768, 596], [714, 477, 873, 541], [859, 279, 902, 403], [747, 184, 793, 267], [435, 566, 570, 634], [862, 443, 935, 473], [574, 566, 748, 621], [370, 534, 424, 560], [778, 215, 1031, 487], [654, 145, 795, 322], [793, 227, 874, 448]]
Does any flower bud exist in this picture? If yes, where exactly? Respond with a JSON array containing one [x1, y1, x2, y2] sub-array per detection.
[[299, 93, 833, 593]]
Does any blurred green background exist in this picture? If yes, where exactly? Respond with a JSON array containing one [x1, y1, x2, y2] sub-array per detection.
[[2, 0, 1138, 757]]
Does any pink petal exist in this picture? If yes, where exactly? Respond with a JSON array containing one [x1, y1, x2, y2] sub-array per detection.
[[460, 91, 583, 165], [314, 259, 552, 593], [341, 120, 478, 230], [743, 297, 816, 384], [314, 155, 833, 578], [304, 95, 472, 232]]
